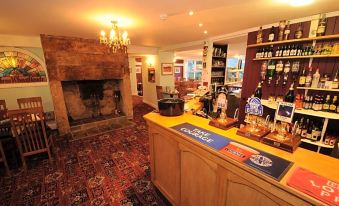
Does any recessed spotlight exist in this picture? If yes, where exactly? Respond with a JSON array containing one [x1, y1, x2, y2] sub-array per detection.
[[189, 11, 194, 16], [199, 23, 203, 27], [275, 0, 314, 7], [204, 30, 208, 34]]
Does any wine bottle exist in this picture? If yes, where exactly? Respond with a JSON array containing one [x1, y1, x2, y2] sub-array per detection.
[[275, 46, 280, 57], [267, 60, 276, 85], [305, 67, 313, 87], [284, 21, 291, 40], [268, 26, 275, 42], [282, 61, 291, 87], [311, 68, 320, 88], [329, 96, 337, 113], [323, 95, 331, 112], [301, 119, 309, 138], [299, 68, 307, 87], [291, 61, 300, 81], [268, 45, 273, 58], [254, 82, 263, 99], [256, 26, 263, 44], [295, 23, 303, 39], [276, 60, 284, 75], [306, 120, 313, 140], [297, 45, 302, 56], [296, 117, 304, 135], [260, 61, 268, 81], [284, 83, 295, 103], [331, 69, 338, 89]]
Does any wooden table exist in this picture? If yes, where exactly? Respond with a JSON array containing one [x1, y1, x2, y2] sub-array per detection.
[[144, 111, 338, 206]]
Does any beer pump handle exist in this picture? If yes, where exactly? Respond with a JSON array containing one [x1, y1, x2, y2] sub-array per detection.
[[292, 121, 298, 135], [234, 108, 239, 120]]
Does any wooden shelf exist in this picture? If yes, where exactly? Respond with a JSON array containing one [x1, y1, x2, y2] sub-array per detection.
[[296, 87, 339, 92], [253, 54, 339, 61], [247, 34, 339, 48], [211, 76, 225, 78], [301, 138, 334, 148], [261, 99, 339, 120]]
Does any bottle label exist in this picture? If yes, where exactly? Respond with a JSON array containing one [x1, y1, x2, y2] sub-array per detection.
[[284, 30, 290, 35], [301, 130, 307, 138], [269, 34, 274, 41], [306, 133, 312, 139], [323, 104, 329, 110], [330, 105, 336, 111], [317, 26, 325, 34], [276, 64, 283, 72], [299, 77, 306, 85]]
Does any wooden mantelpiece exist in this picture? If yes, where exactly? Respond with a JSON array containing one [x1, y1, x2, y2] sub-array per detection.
[[41, 35, 133, 134]]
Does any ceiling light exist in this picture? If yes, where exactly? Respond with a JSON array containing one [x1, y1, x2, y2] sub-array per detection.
[[204, 30, 208, 34], [99, 20, 131, 53], [199, 23, 203, 27], [189, 11, 194, 16], [275, 0, 315, 7]]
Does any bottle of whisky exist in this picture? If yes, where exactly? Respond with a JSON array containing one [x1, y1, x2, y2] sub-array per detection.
[[329, 96, 338, 113], [284, 21, 291, 40], [305, 67, 313, 87], [254, 82, 263, 99], [284, 83, 295, 103], [257, 26, 263, 44], [275, 46, 280, 57], [316, 14, 326, 37], [331, 69, 338, 89], [299, 67, 307, 87], [323, 95, 331, 112], [295, 23, 303, 39], [268, 26, 275, 42], [291, 61, 300, 81], [282, 61, 291, 87]]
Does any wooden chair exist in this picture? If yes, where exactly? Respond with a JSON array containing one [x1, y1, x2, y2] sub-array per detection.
[[0, 100, 10, 175], [17, 97, 43, 110], [8, 108, 53, 170], [156, 86, 164, 100]]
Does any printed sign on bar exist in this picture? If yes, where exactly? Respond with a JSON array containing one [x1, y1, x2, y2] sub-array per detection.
[[171, 123, 293, 181], [287, 167, 339, 206]]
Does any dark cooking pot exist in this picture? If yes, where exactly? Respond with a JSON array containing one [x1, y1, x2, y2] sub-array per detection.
[[158, 98, 184, 116]]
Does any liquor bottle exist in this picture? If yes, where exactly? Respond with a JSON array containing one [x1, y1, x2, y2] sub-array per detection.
[[298, 67, 307, 87], [297, 45, 302, 56], [268, 45, 273, 58], [306, 121, 313, 140], [329, 96, 338, 113], [267, 60, 276, 85], [256, 26, 263, 44], [263, 47, 268, 58], [308, 96, 314, 110], [303, 96, 309, 109], [276, 60, 284, 75], [311, 68, 320, 88], [260, 61, 268, 81], [291, 45, 297, 56], [305, 67, 313, 87], [311, 121, 321, 141], [295, 23, 303, 39], [268, 26, 275, 42], [254, 82, 263, 99], [301, 119, 309, 138], [275, 46, 280, 57], [284, 21, 291, 40], [256, 48, 261, 59], [331, 69, 338, 89], [284, 83, 295, 103], [295, 94, 303, 109], [291, 61, 300, 81], [282, 45, 288, 56], [296, 117, 304, 135], [282, 61, 291, 87], [316, 14, 326, 37], [323, 95, 331, 112]]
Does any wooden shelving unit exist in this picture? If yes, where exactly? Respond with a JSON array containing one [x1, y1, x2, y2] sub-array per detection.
[[253, 54, 339, 61], [211, 44, 228, 85], [247, 34, 339, 48]]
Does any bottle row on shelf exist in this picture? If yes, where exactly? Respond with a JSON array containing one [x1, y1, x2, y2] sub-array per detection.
[[212, 59, 226, 67], [295, 117, 337, 146], [211, 71, 224, 76], [255, 43, 338, 59], [211, 77, 224, 85], [212, 47, 226, 58], [295, 94, 339, 113], [298, 67, 338, 89], [256, 14, 327, 44]]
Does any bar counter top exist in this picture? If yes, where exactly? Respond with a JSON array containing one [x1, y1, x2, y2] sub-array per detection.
[[144, 111, 339, 205]]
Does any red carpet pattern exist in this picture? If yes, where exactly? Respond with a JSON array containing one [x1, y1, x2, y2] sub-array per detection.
[[0, 96, 169, 206]]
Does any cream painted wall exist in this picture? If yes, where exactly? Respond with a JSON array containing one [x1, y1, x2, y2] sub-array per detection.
[[0, 43, 54, 112], [128, 57, 138, 95], [141, 55, 158, 108], [158, 51, 175, 88]]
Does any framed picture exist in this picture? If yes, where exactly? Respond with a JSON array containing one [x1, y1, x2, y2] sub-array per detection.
[[174, 66, 181, 74], [135, 65, 141, 74], [275, 102, 295, 123], [161, 63, 173, 75]]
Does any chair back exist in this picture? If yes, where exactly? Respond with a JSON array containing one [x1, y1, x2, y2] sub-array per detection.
[[17, 97, 43, 110], [156, 86, 164, 100], [0, 100, 8, 120], [8, 108, 48, 155]]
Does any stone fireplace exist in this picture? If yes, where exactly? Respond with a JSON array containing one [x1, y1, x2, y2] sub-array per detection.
[[41, 35, 133, 135]]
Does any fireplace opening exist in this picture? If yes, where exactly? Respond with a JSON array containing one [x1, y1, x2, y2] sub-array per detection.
[[61, 80, 123, 126]]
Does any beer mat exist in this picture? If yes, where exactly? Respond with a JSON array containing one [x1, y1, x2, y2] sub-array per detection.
[[287, 167, 339, 206], [171, 123, 293, 181]]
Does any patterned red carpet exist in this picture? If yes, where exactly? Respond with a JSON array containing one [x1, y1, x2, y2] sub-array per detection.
[[0, 96, 169, 206]]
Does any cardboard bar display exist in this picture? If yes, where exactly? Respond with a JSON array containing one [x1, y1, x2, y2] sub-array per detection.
[[171, 123, 293, 181]]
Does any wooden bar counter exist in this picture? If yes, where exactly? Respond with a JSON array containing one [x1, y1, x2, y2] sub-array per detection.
[[144, 112, 339, 206]]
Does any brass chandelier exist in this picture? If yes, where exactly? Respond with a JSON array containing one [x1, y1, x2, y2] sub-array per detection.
[[99, 20, 130, 53]]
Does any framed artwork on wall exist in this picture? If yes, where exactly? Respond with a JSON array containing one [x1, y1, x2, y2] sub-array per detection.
[[135, 65, 142, 74], [161, 63, 173, 75], [174, 66, 181, 74]]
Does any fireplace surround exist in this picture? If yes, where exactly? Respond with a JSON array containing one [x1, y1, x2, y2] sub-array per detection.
[[41, 35, 133, 135]]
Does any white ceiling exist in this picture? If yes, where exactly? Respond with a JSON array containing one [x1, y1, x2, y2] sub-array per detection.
[[0, 0, 339, 47]]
